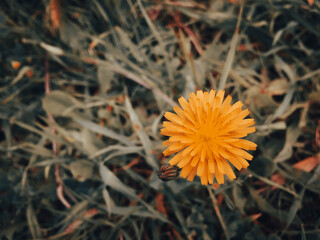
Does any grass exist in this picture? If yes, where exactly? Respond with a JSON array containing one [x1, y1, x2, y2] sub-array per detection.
[[0, 0, 320, 239]]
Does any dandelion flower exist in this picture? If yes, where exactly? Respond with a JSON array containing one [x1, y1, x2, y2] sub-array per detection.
[[161, 90, 257, 185]]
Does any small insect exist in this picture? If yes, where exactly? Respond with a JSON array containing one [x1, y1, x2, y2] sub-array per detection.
[[157, 164, 181, 182]]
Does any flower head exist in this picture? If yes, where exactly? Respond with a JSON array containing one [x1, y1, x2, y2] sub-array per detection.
[[161, 90, 257, 185]]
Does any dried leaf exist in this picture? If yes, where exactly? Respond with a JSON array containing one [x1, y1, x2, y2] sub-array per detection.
[[102, 188, 114, 217], [267, 79, 289, 95], [271, 86, 295, 121], [19, 142, 53, 157], [99, 164, 167, 221], [64, 208, 99, 234], [64, 201, 89, 224], [155, 193, 167, 216], [69, 160, 94, 182], [99, 162, 136, 198], [274, 123, 301, 163], [256, 121, 286, 132], [270, 173, 286, 189], [69, 128, 104, 155], [272, 22, 297, 46], [42, 90, 89, 119], [11, 66, 31, 85], [244, 86, 277, 114], [293, 155, 320, 172], [97, 64, 114, 93], [40, 42, 64, 55], [250, 213, 262, 221], [274, 55, 296, 83]]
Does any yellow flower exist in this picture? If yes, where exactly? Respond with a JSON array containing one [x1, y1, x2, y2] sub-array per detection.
[[161, 90, 257, 185]]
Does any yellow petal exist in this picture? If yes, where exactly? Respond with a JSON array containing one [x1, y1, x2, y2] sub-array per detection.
[[208, 157, 215, 173], [164, 112, 185, 126], [191, 154, 201, 167], [229, 139, 257, 150], [215, 167, 224, 184], [177, 155, 192, 168], [180, 162, 193, 178], [169, 152, 184, 165], [201, 168, 208, 185], [216, 157, 225, 174], [187, 167, 197, 181], [216, 90, 225, 107], [221, 159, 236, 180], [162, 140, 171, 147], [208, 172, 214, 184], [197, 161, 205, 176], [178, 96, 191, 111], [163, 142, 186, 156]]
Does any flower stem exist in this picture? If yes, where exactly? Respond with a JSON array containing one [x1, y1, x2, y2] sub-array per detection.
[[207, 186, 230, 240]]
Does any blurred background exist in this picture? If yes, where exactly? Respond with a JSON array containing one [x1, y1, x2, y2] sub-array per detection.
[[1, 0, 320, 239]]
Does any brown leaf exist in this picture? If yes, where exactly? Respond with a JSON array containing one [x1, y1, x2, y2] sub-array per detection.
[[251, 213, 262, 221], [293, 155, 320, 172], [64, 208, 99, 234], [271, 173, 286, 190], [155, 193, 167, 217]]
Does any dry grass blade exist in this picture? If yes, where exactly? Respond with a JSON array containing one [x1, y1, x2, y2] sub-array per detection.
[[137, 0, 173, 82], [282, 188, 305, 235], [91, 145, 143, 160], [26, 203, 42, 239], [218, 0, 243, 90], [99, 162, 137, 198], [14, 120, 65, 144], [114, 26, 145, 63], [108, 63, 177, 107], [102, 188, 114, 218], [125, 96, 158, 169], [101, 146, 144, 163], [11, 66, 31, 85], [99, 163, 168, 222], [2, 0, 320, 238], [246, 169, 298, 197], [247, 186, 298, 224], [274, 122, 301, 163], [75, 119, 133, 146]]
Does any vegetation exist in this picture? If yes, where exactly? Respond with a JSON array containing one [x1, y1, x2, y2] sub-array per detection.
[[0, 0, 320, 239]]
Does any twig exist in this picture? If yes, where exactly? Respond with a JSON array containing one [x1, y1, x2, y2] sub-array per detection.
[[207, 186, 230, 240], [45, 55, 71, 209], [246, 169, 298, 197]]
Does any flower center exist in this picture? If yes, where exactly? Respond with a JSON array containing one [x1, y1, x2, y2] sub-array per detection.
[[198, 123, 218, 143]]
